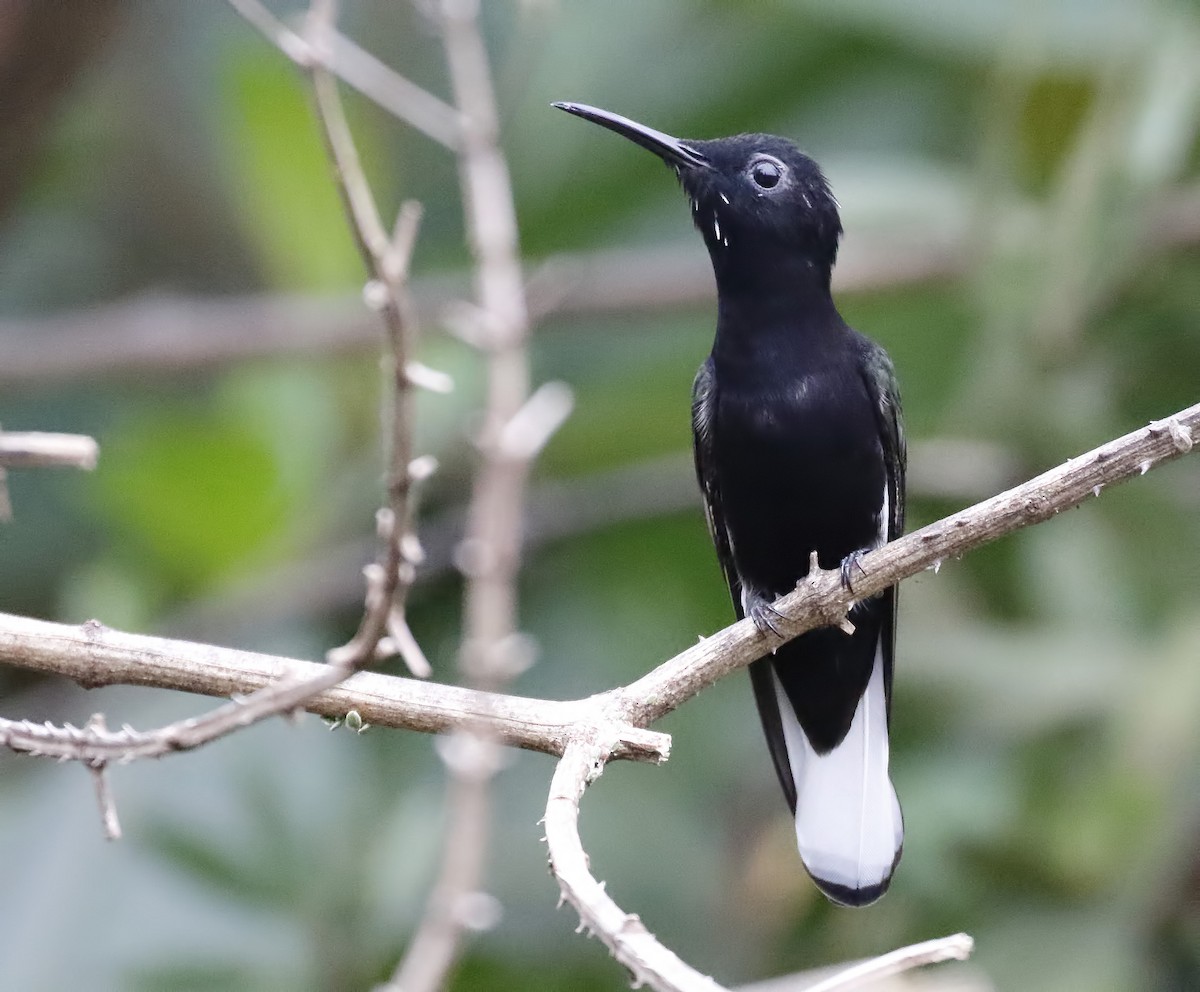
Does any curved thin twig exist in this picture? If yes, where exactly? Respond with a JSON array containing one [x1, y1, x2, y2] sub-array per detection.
[[303, 0, 429, 674], [546, 734, 975, 992], [800, 934, 975, 992], [546, 736, 726, 992]]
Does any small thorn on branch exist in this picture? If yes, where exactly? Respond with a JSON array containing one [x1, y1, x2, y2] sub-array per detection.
[[1167, 419, 1194, 452], [363, 279, 391, 310], [388, 199, 424, 277], [400, 531, 426, 565], [808, 549, 821, 577], [381, 610, 433, 678], [440, 300, 505, 348], [406, 361, 455, 393], [453, 891, 503, 932], [85, 714, 122, 841], [801, 932, 975, 992], [409, 454, 439, 482], [497, 381, 574, 461]]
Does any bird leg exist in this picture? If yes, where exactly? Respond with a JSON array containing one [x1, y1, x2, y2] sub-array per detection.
[[744, 589, 788, 639], [839, 549, 869, 592]]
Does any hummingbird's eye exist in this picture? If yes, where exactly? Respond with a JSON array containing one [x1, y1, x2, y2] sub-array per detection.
[[750, 159, 783, 189]]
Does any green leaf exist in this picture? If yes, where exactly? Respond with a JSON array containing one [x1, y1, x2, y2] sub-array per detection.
[[219, 47, 363, 290], [94, 410, 287, 589]]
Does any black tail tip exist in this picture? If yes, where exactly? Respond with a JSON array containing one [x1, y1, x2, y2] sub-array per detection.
[[813, 873, 893, 908]]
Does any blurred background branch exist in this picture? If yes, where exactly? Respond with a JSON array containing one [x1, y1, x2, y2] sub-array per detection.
[[4, 176, 1199, 388], [0, 431, 98, 470], [0, 429, 98, 522], [387, 0, 548, 984]]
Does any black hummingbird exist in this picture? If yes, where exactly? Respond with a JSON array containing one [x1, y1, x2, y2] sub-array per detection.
[[554, 102, 906, 906]]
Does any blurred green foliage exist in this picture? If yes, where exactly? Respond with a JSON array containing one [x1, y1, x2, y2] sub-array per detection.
[[1, 1, 1199, 990]]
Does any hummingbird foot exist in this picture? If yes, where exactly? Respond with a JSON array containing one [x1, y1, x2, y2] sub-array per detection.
[[839, 550, 869, 593], [745, 590, 788, 638]]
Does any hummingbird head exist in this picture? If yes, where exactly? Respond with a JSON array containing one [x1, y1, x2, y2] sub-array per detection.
[[553, 102, 843, 277]]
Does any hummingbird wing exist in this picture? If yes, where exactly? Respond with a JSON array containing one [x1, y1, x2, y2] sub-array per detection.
[[692, 345, 908, 906], [692, 357, 799, 813]]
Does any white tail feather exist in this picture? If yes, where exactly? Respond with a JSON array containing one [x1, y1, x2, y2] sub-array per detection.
[[771, 642, 902, 902]]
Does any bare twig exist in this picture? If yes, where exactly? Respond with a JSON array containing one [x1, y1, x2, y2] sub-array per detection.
[[443, 0, 536, 681], [55, 0, 447, 792], [224, 0, 462, 147], [0, 623, 439, 761], [85, 713, 122, 841], [547, 736, 974, 992], [388, 731, 506, 992], [546, 736, 726, 992], [0, 431, 99, 470], [0, 428, 99, 521], [89, 762, 122, 841], [0, 243, 953, 386], [301, 0, 428, 672], [799, 934, 976, 992]]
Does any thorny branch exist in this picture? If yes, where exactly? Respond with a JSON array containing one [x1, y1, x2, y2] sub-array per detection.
[[3, 388, 1197, 986], [302, 0, 430, 677], [0, 613, 668, 762], [541, 402, 1198, 992], [545, 737, 727, 992], [4, 0, 441, 858], [544, 737, 976, 992]]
